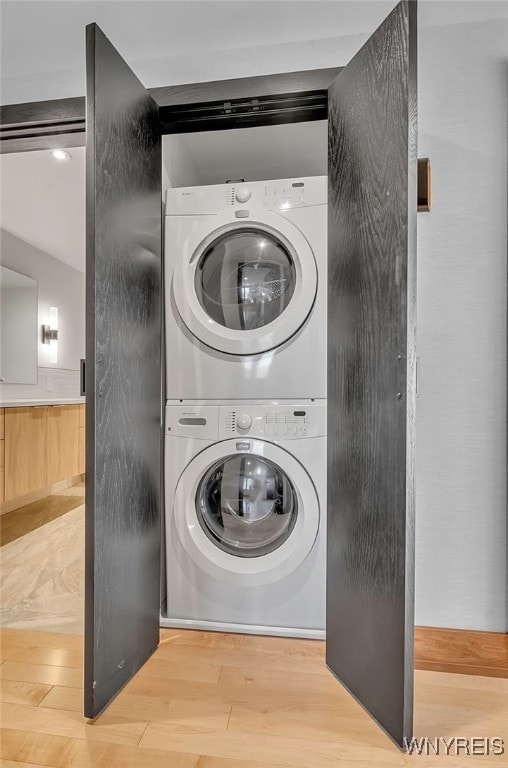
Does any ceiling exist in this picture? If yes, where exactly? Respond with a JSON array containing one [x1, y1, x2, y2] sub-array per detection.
[[0, 1, 395, 104], [0, 148, 85, 272], [2, 1, 507, 105], [0, 266, 37, 289]]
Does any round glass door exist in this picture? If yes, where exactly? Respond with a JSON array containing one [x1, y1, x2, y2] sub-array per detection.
[[195, 229, 296, 331], [173, 212, 318, 355], [196, 453, 298, 557]]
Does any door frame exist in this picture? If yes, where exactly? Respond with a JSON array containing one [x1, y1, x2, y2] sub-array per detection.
[[1, 67, 428, 196], [0, 67, 340, 153]]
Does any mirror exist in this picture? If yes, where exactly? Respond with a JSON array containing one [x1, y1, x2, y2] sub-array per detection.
[[0, 265, 38, 384]]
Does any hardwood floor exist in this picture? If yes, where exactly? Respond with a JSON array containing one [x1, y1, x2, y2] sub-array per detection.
[[1, 484, 506, 764], [1, 627, 507, 767]]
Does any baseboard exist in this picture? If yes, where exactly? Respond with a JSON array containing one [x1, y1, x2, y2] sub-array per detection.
[[1, 473, 85, 515], [159, 620, 506, 674], [160, 614, 326, 640], [415, 626, 508, 678]]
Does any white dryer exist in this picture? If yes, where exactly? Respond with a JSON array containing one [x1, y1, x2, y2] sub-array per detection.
[[165, 177, 327, 400], [162, 400, 326, 637]]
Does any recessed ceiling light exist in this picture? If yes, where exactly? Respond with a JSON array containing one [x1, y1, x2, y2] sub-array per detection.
[[50, 149, 71, 162]]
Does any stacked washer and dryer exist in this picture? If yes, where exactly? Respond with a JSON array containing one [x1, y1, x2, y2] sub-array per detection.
[[163, 177, 327, 637]]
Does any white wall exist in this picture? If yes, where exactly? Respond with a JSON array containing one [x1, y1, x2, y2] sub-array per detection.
[[0, 229, 85, 399], [164, 133, 202, 189], [163, 121, 328, 188], [415, 19, 507, 632]]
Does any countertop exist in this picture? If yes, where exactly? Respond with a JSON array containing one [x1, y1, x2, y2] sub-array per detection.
[[0, 398, 85, 408]]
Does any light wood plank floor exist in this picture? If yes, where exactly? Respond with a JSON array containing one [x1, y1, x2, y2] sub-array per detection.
[[1, 627, 507, 767]]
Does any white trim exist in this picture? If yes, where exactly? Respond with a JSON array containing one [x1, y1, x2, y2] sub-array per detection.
[[159, 615, 325, 640], [172, 438, 320, 586], [172, 209, 318, 355]]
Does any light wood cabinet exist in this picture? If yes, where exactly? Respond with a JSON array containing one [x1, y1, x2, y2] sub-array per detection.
[[2, 403, 86, 506], [0, 409, 4, 504], [5, 407, 47, 501], [47, 405, 81, 485], [79, 405, 86, 474]]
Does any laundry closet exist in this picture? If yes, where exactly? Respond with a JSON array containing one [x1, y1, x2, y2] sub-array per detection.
[[160, 122, 328, 638], [8, 0, 506, 753], [72, 0, 417, 745]]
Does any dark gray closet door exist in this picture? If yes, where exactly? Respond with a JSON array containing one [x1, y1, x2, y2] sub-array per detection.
[[85, 23, 162, 718], [326, 0, 417, 748]]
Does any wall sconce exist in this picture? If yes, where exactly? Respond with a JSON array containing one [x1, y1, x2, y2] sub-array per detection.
[[42, 306, 59, 363]]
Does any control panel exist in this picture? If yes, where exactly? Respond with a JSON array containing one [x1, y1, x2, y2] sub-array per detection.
[[165, 402, 326, 440], [165, 176, 327, 216], [220, 403, 326, 440], [262, 182, 305, 209]]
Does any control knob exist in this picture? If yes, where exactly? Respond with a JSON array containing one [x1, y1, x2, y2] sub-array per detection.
[[237, 413, 252, 431], [235, 187, 251, 203]]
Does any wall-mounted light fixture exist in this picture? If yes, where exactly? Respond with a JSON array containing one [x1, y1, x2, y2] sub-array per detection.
[[42, 306, 59, 363]]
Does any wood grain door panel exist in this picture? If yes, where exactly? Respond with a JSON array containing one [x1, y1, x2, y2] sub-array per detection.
[[326, 0, 417, 748], [85, 23, 162, 719]]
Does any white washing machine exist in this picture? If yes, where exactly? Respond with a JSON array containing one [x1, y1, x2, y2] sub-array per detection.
[[162, 400, 326, 637], [165, 177, 327, 400]]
